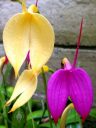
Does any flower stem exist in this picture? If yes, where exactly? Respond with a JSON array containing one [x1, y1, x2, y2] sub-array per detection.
[[41, 68, 53, 128], [60, 103, 74, 128], [3, 107, 8, 128], [72, 18, 83, 68], [28, 101, 35, 128], [19, 0, 27, 12], [1, 73, 8, 128], [49, 68, 54, 74], [35, 0, 39, 7]]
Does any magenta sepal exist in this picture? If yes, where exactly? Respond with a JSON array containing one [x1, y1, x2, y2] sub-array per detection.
[[47, 67, 93, 123]]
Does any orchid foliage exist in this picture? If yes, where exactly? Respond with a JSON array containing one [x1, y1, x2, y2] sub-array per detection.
[[47, 18, 93, 124], [2, 0, 55, 112]]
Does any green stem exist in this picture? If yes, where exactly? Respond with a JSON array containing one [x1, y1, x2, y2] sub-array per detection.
[[49, 68, 54, 74], [1, 73, 8, 128], [3, 107, 8, 128], [28, 101, 35, 128], [39, 106, 46, 124], [2, 73, 7, 98], [41, 68, 53, 128]]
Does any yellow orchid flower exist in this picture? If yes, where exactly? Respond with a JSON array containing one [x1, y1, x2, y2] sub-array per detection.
[[4, 0, 55, 112], [3, 0, 55, 77]]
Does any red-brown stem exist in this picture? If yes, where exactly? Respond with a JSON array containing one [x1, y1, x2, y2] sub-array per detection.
[[72, 18, 84, 68], [4, 56, 8, 64], [35, 0, 39, 7]]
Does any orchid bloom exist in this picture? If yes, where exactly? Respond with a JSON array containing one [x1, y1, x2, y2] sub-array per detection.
[[47, 18, 93, 123], [3, 0, 55, 112]]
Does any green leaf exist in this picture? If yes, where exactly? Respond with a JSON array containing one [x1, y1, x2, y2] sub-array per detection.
[[0, 115, 3, 125], [25, 120, 38, 128], [39, 122, 50, 128], [66, 109, 81, 125], [27, 110, 48, 120], [11, 108, 25, 128], [6, 86, 14, 98], [39, 121, 60, 128], [66, 123, 82, 128], [89, 107, 96, 118], [0, 86, 6, 107], [0, 126, 6, 128]]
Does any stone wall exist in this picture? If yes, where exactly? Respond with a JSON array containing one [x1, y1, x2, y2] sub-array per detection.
[[0, 45, 96, 106], [0, 0, 96, 46]]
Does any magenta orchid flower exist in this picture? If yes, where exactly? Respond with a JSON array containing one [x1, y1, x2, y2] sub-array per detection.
[[47, 18, 93, 124]]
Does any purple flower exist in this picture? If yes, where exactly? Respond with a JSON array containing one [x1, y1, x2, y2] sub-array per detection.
[[47, 18, 93, 124]]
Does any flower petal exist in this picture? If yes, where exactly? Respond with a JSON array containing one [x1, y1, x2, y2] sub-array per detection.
[[3, 13, 31, 77], [29, 13, 55, 71], [69, 68, 93, 119], [47, 69, 68, 123], [6, 70, 37, 109], [9, 76, 37, 112]]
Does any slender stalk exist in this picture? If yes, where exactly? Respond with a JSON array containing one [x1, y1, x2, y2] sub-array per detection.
[[49, 68, 54, 74], [28, 101, 35, 128], [72, 18, 83, 68], [3, 106, 8, 128], [2, 73, 7, 98], [35, 0, 39, 7], [41, 68, 53, 128], [1, 72, 8, 128], [19, 0, 27, 12], [39, 106, 46, 124], [60, 103, 74, 128]]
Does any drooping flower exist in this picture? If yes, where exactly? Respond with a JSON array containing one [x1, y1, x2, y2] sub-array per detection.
[[4, 0, 55, 112], [3, 0, 55, 77], [47, 18, 93, 123]]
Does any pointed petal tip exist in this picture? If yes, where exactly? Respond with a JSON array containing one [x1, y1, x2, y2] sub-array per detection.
[[47, 69, 68, 124], [82, 117, 86, 123], [5, 100, 11, 106], [14, 68, 19, 79], [7, 70, 37, 111], [54, 118, 58, 125], [8, 108, 15, 113], [30, 13, 55, 70], [69, 68, 93, 119]]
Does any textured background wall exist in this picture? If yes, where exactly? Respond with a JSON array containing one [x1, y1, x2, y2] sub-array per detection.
[[0, 0, 96, 46]]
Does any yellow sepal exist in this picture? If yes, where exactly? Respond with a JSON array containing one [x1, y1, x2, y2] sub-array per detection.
[[29, 13, 55, 72], [3, 13, 31, 77], [6, 70, 37, 112]]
